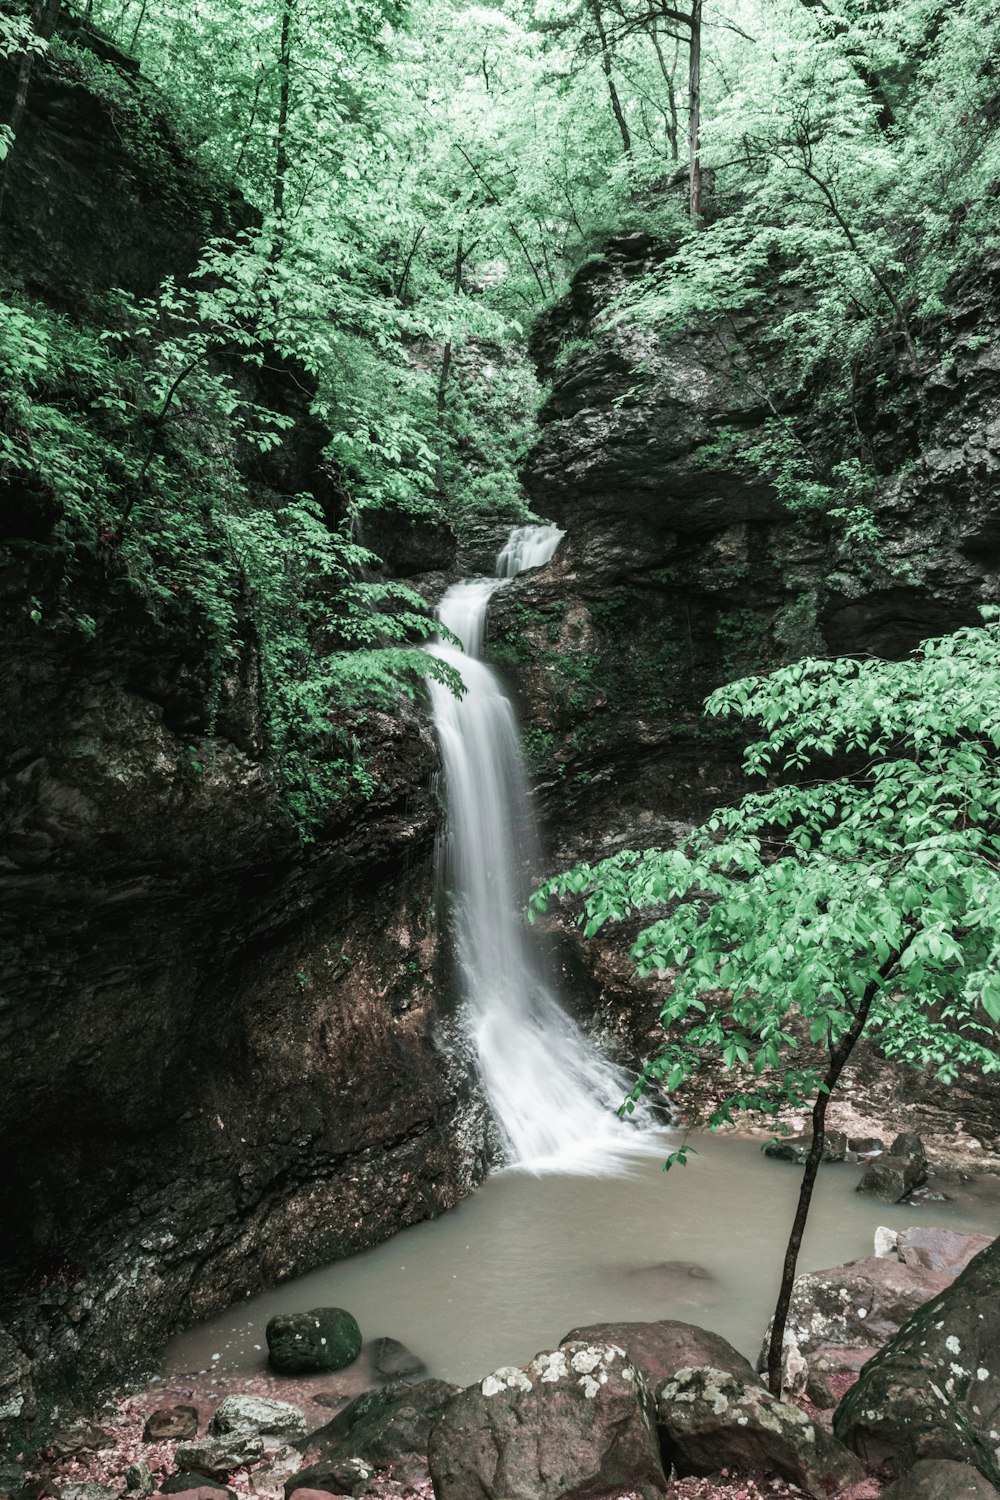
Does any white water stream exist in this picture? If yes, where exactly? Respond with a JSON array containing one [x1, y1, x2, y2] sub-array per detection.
[[427, 524, 657, 1174]]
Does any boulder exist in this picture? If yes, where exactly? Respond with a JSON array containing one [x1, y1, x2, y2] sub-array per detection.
[[210, 1396, 306, 1442], [288, 1461, 371, 1497], [47, 1424, 113, 1457], [60, 1488, 118, 1500], [759, 1256, 953, 1370], [174, 1435, 264, 1478], [891, 1133, 928, 1165], [370, 1336, 427, 1381], [561, 1318, 757, 1391], [125, 1463, 155, 1498], [290, 1380, 459, 1492], [834, 1236, 1000, 1484], [159, 1477, 232, 1497], [427, 1341, 666, 1500], [144, 1406, 200, 1441], [896, 1228, 993, 1277], [267, 1309, 362, 1375], [881, 1458, 1000, 1498], [858, 1155, 927, 1202], [764, 1130, 847, 1164], [156, 1487, 235, 1500], [849, 1136, 885, 1155], [656, 1365, 864, 1498]]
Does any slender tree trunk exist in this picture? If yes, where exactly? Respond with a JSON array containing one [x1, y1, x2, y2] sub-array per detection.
[[435, 234, 466, 489], [271, 0, 294, 257], [688, 0, 702, 220], [766, 949, 902, 1394], [0, 0, 60, 220], [590, 0, 632, 159], [128, 0, 148, 53], [649, 25, 680, 160]]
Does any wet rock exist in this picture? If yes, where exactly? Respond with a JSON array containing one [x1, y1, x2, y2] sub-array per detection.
[[428, 1341, 666, 1500], [370, 1337, 427, 1381], [858, 1155, 928, 1201], [267, 1310, 362, 1375], [881, 1459, 1000, 1498], [765, 1130, 847, 1164], [892, 1133, 928, 1165], [895, 1227, 993, 1276], [834, 1235, 1000, 1483], [210, 1396, 306, 1442], [656, 1365, 864, 1498], [144, 1406, 200, 1442], [174, 1434, 265, 1478], [561, 1318, 757, 1391], [125, 1463, 154, 1499], [293, 1379, 459, 1491], [850, 1136, 885, 1155]]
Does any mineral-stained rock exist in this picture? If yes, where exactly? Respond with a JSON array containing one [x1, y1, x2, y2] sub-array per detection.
[[834, 1236, 1000, 1482], [804, 1344, 880, 1409], [125, 1463, 154, 1498], [267, 1309, 362, 1374], [144, 1406, 200, 1441], [290, 1380, 458, 1492], [656, 1365, 864, 1498], [881, 1458, 1000, 1498], [428, 1341, 666, 1500], [764, 1130, 847, 1164], [174, 1434, 265, 1478], [561, 1318, 757, 1392], [209, 1396, 306, 1442], [858, 1155, 929, 1201]]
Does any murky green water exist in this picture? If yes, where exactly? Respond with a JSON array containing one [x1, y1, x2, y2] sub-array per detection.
[[166, 1131, 999, 1388]]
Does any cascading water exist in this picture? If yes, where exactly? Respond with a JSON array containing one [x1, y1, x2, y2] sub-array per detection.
[[428, 525, 658, 1174]]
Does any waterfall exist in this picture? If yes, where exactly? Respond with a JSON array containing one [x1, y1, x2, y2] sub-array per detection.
[[427, 525, 656, 1174]]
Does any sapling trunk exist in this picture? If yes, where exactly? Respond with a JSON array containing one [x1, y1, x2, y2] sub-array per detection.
[[765, 949, 901, 1394]]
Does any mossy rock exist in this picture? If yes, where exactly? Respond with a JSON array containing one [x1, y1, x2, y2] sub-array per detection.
[[266, 1307, 362, 1374]]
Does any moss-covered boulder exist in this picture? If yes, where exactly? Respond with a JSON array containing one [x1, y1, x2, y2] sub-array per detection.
[[266, 1308, 362, 1374]]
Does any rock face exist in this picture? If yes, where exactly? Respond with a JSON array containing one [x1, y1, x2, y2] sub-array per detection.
[[511, 233, 1000, 1138], [427, 1342, 666, 1500], [0, 17, 494, 1423], [560, 1318, 758, 1391], [834, 1237, 1000, 1485]]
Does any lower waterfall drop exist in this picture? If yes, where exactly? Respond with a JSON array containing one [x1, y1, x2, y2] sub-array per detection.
[[428, 524, 657, 1174]]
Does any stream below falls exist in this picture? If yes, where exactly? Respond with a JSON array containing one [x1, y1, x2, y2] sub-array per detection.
[[164, 1133, 1000, 1389]]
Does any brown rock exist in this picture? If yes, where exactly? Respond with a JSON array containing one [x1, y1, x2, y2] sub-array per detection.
[[896, 1228, 994, 1276], [881, 1458, 1000, 1498], [561, 1318, 757, 1392], [857, 1155, 927, 1202], [428, 1341, 666, 1500], [144, 1406, 200, 1442], [804, 1344, 879, 1409]]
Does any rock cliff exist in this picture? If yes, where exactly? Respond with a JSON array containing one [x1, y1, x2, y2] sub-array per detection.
[[0, 16, 489, 1430]]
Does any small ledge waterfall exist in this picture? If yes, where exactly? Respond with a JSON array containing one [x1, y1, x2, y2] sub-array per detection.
[[428, 525, 655, 1174]]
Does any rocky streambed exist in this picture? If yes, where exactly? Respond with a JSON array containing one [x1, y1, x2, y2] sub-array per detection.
[[7, 1219, 1000, 1500]]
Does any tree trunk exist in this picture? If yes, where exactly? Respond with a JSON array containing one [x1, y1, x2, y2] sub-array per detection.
[[765, 949, 901, 1394], [0, 0, 60, 219], [271, 0, 294, 254], [688, 0, 702, 220], [590, 0, 632, 159]]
